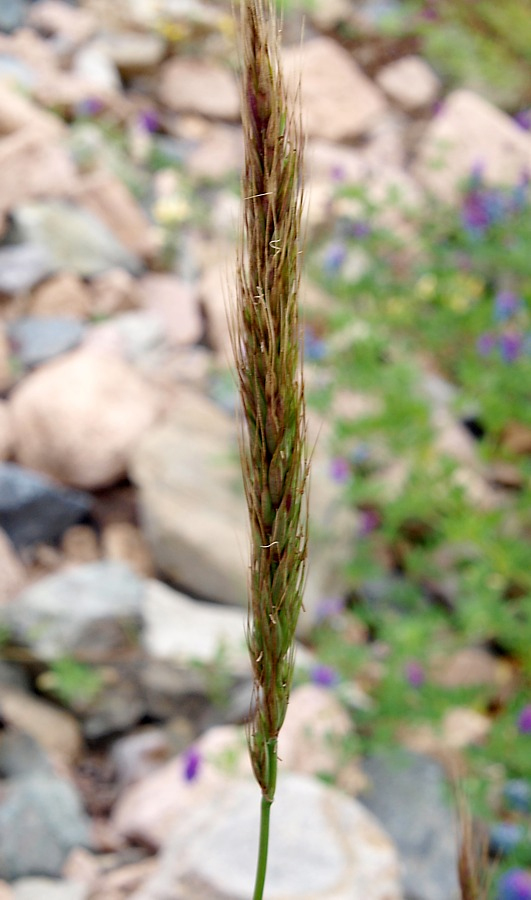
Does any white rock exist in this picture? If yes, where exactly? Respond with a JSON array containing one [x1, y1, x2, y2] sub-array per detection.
[[138, 274, 202, 346], [142, 580, 249, 674], [414, 89, 531, 199], [27, 1, 98, 46], [131, 772, 401, 900], [11, 879, 89, 900], [158, 57, 239, 120], [376, 56, 440, 111], [283, 38, 387, 142], [10, 350, 164, 489]]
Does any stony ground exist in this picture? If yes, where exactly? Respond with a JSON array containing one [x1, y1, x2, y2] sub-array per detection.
[[1, 1, 531, 899]]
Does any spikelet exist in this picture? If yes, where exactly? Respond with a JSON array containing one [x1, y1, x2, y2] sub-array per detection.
[[232, 0, 307, 803]]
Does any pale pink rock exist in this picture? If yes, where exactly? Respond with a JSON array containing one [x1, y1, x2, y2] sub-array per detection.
[[1, 685, 83, 766], [89, 269, 142, 317], [0, 82, 62, 138], [431, 647, 513, 691], [376, 55, 440, 111], [278, 684, 353, 779], [414, 89, 531, 199], [10, 350, 164, 489], [61, 525, 101, 564], [197, 255, 236, 360], [28, 0, 98, 46], [158, 57, 239, 120], [0, 529, 26, 604], [187, 123, 244, 181], [0, 883, 14, 899], [102, 521, 155, 578], [138, 274, 202, 346], [29, 273, 92, 319], [0, 328, 13, 394], [283, 37, 387, 141], [0, 127, 78, 218], [72, 171, 157, 260]]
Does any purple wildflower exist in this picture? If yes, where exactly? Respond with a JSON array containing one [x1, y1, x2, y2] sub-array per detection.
[[182, 746, 201, 782], [500, 332, 523, 363], [322, 241, 347, 274], [138, 108, 160, 134], [330, 164, 346, 183], [304, 326, 327, 362], [517, 705, 531, 735], [514, 110, 531, 132], [494, 291, 521, 322], [496, 868, 531, 900], [315, 596, 346, 622], [404, 660, 425, 689], [76, 97, 104, 117], [461, 186, 506, 236], [330, 456, 350, 483], [310, 664, 339, 688], [477, 332, 497, 356], [359, 508, 380, 537], [350, 221, 371, 239]]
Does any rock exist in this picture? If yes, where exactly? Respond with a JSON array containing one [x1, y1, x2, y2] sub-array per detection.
[[131, 771, 401, 900], [6, 318, 85, 369], [79, 675, 147, 741], [0, 729, 53, 779], [0, 882, 13, 899], [0, 462, 91, 549], [0, 403, 14, 460], [502, 421, 531, 456], [187, 123, 244, 181], [11, 880, 89, 900], [0, 244, 53, 295], [2, 561, 144, 662], [0, 686, 82, 767], [130, 387, 248, 606], [0, 530, 25, 604], [111, 728, 173, 787], [136, 659, 214, 723], [0, 128, 77, 219], [88, 268, 141, 317], [360, 751, 460, 900], [431, 646, 513, 692], [10, 350, 164, 489], [0, 0, 29, 34], [61, 525, 100, 565], [158, 57, 239, 120], [283, 38, 387, 141], [0, 774, 91, 881], [413, 89, 531, 199], [13, 201, 142, 278], [73, 43, 121, 93], [95, 32, 166, 77], [137, 274, 202, 346], [0, 330, 13, 394], [83, 312, 166, 369], [27, 1, 98, 47], [72, 171, 155, 260], [142, 580, 249, 674], [400, 707, 492, 757], [0, 83, 61, 138], [376, 56, 440, 111], [277, 684, 354, 781], [101, 522, 154, 578], [29, 275, 92, 319], [310, 0, 355, 30], [198, 253, 236, 360]]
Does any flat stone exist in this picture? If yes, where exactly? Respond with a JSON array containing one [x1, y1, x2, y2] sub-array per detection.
[[0, 0, 29, 34], [413, 89, 531, 199], [13, 201, 142, 278], [11, 879, 89, 900], [360, 751, 460, 900], [283, 37, 387, 141], [131, 772, 401, 899], [0, 462, 91, 550], [27, 1, 98, 47], [0, 244, 53, 295], [10, 350, 164, 489], [7, 317, 85, 368], [142, 579, 249, 675], [88, 268, 141, 317], [0, 529, 25, 604], [158, 56, 239, 120], [2, 561, 144, 662], [0, 128, 76, 220], [0, 82, 61, 137], [0, 729, 53, 779], [29, 274, 92, 319], [376, 56, 440, 111], [187, 123, 244, 181], [0, 685, 82, 767], [0, 402, 14, 461], [138, 274, 202, 346], [0, 774, 91, 881], [96, 32, 165, 77]]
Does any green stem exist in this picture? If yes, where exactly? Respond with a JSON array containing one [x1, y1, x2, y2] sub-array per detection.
[[252, 741, 277, 900]]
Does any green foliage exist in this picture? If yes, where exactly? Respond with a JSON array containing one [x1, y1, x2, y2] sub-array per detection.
[[42, 658, 104, 707]]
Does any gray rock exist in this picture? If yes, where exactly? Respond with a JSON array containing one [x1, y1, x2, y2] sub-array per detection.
[[0, 662, 30, 693], [13, 201, 142, 277], [0, 0, 29, 33], [2, 561, 145, 662], [0, 244, 53, 295], [80, 675, 147, 741], [12, 879, 89, 900], [0, 462, 92, 550], [0, 730, 53, 779], [7, 318, 85, 369], [360, 751, 460, 900], [133, 772, 401, 900], [0, 774, 91, 881]]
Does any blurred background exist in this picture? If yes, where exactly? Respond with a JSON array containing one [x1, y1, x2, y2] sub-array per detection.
[[0, 1, 530, 898]]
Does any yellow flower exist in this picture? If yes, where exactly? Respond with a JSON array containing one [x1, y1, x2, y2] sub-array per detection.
[[152, 196, 190, 226], [415, 274, 437, 300]]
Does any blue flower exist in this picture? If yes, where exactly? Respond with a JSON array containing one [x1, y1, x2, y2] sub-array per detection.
[[322, 241, 347, 274], [496, 868, 531, 900], [494, 291, 521, 322]]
